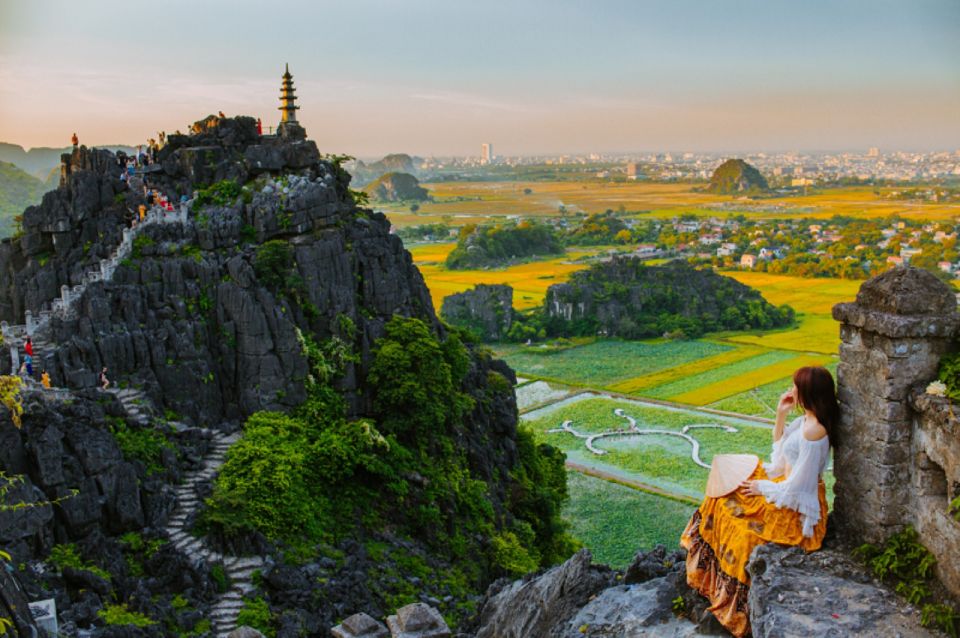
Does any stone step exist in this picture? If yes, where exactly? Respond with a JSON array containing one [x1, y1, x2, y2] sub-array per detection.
[[224, 556, 264, 570]]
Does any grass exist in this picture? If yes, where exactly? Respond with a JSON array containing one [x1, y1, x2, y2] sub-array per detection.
[[498, 339, 733, 388], [638, 350, 795, 400], [562, 471, 695, 569]]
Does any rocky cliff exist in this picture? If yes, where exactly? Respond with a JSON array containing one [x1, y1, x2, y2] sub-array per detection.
[[440, 284, 514, 341], [0, 115, 548, 637]]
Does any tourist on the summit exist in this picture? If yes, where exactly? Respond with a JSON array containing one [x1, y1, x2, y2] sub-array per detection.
[[24, 337, 33, 357], [24, 353, 33, 378], [218, 110, 226, 119], [71, 132, 78, 148], [138, 204, 147, 222], [256, 118, 263, 136], [41, 370, 51, 389], [680, 366, 836, 638], [99, 367, 110, 391]]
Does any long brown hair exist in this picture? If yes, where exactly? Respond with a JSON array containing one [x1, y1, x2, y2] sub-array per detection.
[[793, 366, 840, 438]]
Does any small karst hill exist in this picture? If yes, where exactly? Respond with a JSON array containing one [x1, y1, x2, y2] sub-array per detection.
[[708, 158, 769, 194], [363, 171, 430, 202]]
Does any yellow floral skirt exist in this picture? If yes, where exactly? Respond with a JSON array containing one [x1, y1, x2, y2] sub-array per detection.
[[680, 463, 828, 637]]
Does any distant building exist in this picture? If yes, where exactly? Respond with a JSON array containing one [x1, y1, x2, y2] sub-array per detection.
[[938, 261, 954, 273], [481, 143, 494, 165], [887, 256, 904, 266], [900, 247, 922, 263], [626, 162, 643, 180], [868, 147, 880, 157], [717, 242, 737, 257], [740, 254, 758, 268]]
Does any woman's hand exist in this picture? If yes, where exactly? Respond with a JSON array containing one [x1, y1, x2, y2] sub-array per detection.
[[776, 388, 796, 415], [740, 480, 763, 497]]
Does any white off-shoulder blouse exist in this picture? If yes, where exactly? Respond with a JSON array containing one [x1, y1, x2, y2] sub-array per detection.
[[755, 416, 830, 537]]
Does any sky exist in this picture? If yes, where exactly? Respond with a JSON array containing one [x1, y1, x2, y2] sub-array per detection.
[[0, 0, 958, 157]]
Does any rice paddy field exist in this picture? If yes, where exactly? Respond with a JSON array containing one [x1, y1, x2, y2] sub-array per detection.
[[562, 471, 695, 569], [497, 339, 838, 410], [381, 181, 960, 226]]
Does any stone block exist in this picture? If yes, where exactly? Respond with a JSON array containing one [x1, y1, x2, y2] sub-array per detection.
[[385, 603, 450, 638], [227, 628, 266, 638], [331, 612, 389, 638]]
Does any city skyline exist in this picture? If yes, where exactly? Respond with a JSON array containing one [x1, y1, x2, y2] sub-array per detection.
[[1, 0, 958, 156]]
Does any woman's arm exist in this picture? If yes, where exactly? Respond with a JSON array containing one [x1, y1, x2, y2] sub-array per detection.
[[745, 438, 828, 537], [773, 388, 796, 443]]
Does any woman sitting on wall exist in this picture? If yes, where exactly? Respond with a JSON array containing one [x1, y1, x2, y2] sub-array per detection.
[[680, 366, 838, 637]]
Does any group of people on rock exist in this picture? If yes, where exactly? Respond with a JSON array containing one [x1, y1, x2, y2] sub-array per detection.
[[14, 337, 51, 389]]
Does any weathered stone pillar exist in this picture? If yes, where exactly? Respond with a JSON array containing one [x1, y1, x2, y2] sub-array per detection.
[[832, 267, 960, 542], [24, 310, 34, 334]]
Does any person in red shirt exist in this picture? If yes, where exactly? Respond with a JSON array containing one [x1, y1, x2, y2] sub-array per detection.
[[24, 337, 33, 357], [256, 118, 263, 136]]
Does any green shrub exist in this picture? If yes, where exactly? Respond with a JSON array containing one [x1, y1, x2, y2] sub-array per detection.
[[131, 234, 155, 260], [109, 419, 173, 475], [48, 544, 111, 581], [210, 563, 230, 593], [236, 597, 275, 638], [98, 603, 155, 627], [194, 179, 243, 207], [490, 531, 538, 576], [855, 527, 959, 635]]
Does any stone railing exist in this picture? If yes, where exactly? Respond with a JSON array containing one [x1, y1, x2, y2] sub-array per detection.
[[832, 266, 960, 598], [1, 203, 191, 374]]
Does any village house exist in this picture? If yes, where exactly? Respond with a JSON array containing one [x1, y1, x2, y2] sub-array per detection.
[[900, 246, 922, 263], [740, 253, 758, 268], [716, 242, 737, 257], [887, 255, 904, 266], [938, 261, 954, 274]]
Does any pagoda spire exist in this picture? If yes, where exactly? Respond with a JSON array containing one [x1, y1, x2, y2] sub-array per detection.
[[278, 62, 299, 124]]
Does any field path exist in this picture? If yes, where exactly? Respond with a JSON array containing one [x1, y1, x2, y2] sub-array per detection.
[[565, 461, 700, 505]]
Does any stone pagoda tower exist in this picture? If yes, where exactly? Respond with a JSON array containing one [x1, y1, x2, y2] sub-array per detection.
[[277, 63, 306, 141]]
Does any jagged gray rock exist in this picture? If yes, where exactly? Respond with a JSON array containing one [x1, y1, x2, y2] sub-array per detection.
[[227, 627, 266, 638], [475, 549, 617, 638], [562, 576, 697, 637], [385, 603, 450, 638], [331, 612, 389, 638], [747, 544, 936, 637], [440, 284, 513, 341]]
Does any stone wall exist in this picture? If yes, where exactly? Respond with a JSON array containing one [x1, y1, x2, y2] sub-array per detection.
[[832, 266, 960, 597]]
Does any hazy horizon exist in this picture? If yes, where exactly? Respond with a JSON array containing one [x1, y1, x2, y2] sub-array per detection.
[[1, 0, 958, 157]]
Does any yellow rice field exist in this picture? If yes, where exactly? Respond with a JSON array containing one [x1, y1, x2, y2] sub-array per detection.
[[669, 353, 834, 405], [382, 182, 960, 227], [608, 344, 765, 394], [409, 242, 609, 311]]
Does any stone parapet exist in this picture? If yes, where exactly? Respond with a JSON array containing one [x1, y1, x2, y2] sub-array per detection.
[[833, 266, 960, 599]]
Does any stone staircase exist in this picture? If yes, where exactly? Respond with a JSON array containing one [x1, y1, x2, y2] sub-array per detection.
[[104, 387, 265, 636]]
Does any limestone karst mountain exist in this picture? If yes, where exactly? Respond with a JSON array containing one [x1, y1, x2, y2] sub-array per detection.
[[707, 158, 769, 194], [0, 114, 573, 637]]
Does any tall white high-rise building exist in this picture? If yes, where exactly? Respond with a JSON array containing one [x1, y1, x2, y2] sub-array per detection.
[[481, 143, 493, 164]]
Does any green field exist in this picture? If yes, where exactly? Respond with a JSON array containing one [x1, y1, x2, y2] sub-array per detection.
[[525, 397, 775, 497], [495, 340, 733, 388], [562, 471, 695, 569]]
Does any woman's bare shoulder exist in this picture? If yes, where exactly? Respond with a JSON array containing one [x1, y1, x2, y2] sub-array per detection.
[[802, 420, 828, 442]]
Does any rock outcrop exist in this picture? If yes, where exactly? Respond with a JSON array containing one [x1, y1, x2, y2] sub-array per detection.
[[707, 159, 769, 194], [747, 544, 936, 637], [364, 172, 429, 202], [440, 284, 513, 341]]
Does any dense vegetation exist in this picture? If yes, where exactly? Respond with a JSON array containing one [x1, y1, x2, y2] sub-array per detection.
[[563, 212, 631, 245], [0, 160, 46, 236], [510, 259, 794, 341], [201, 316, 576, 620], [395, 222, 456, 242], [446, 221, 564, 269]]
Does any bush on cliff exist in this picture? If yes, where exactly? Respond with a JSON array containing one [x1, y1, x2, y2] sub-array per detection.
[[202, 316, 574, 584]]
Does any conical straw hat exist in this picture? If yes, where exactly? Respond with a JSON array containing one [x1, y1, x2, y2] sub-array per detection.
[[705, 453, 760, 498]]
